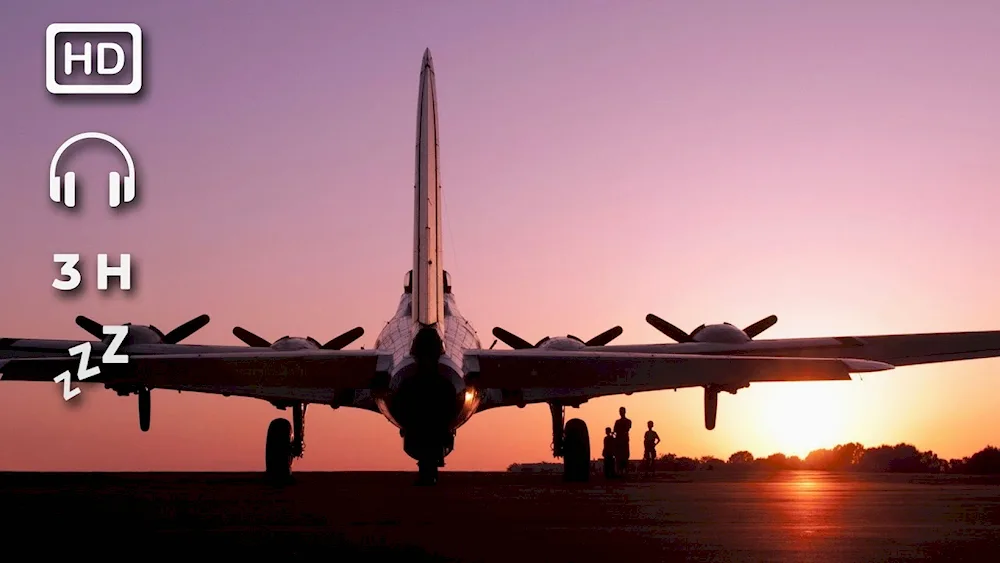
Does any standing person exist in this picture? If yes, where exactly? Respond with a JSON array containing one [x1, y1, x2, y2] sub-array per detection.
[[602, 427, 617, 479], [643, 420, 661, 475], [613, 407, 632, 475]]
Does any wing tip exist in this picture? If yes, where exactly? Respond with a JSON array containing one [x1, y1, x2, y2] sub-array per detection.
[[842, 358, 894, 372]]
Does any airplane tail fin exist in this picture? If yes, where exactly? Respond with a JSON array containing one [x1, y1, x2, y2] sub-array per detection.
[[411, 48, 445, 329]]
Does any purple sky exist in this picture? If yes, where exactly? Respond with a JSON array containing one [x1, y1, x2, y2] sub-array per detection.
[[1, 0, 999, 470]]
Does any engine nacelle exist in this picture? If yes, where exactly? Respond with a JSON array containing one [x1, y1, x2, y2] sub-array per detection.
[[691, 323, 752, 344], [703, 383, 749, 430], [270, 336, 321, 351], [535, 336, 587, 351], [105, 324, 163, 346]]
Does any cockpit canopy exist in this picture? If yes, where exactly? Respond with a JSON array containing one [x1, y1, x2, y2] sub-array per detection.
[[403, 270, 452, 294]]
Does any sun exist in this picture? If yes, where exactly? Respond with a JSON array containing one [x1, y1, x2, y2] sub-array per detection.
[[753, 383, 850, 458]]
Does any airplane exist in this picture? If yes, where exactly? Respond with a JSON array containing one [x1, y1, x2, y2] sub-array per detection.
[[3, 49, 1000, 485]]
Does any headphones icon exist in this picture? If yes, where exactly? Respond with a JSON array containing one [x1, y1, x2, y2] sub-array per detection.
[[49, 132, 137, 209]]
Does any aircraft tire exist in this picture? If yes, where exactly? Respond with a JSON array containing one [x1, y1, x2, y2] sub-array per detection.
[[563, 418, 590, 482], [265, 417, 293, 481]]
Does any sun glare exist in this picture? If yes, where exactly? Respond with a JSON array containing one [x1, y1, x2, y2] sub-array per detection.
[[755, 384, 849, 458]]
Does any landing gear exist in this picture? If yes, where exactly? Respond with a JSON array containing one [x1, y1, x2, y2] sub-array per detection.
[[549, 403, 565, 457], [703, 383, 748, 430], [416, 460, 439, 486], [704, 386, 719, 431], [404, 431, 452, 486], [563, 419, 591, 482], [138, 387, 150, 432], [109, 385, 152, 432], [265, 403, 307, 482], [549, 402, 590, 482]]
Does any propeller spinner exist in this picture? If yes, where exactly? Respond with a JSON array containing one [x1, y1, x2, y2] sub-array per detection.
[[76, 314, 211, 345], [645, 314, 777, 343], [491, 325, 624, 350], [232, 326, 365, 350]]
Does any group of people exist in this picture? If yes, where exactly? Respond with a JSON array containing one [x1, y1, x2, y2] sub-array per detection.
[[601, 407, 661, 478]]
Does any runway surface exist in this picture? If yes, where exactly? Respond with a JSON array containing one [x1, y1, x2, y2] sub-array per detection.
[[2, 470, 998, 561]]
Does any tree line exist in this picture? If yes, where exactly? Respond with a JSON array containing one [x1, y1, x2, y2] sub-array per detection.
[[656, 443, 999, 473], [508, 444, 1000, 474]]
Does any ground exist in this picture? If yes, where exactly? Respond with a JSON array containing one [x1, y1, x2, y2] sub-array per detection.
[[2, 470, 998, 560]]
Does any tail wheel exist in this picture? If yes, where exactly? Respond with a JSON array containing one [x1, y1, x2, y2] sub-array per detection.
[[265, 418, 292, 481], [416, 461, 439, 486], [562, 418, 590, 482]]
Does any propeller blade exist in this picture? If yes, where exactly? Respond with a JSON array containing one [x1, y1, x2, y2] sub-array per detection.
[[645, 314, 694, 343], [489, 339, 497, 350], [162, 314, 211, 344], [743, 315, 778, 339], [233, 326, 271, 347], [492, 327, 535, 350], [585, 326, 623, 347], [321, 326, 365, 350], [75, 315, 106, 340]]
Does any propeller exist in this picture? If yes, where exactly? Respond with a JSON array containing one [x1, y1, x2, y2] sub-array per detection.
[[73, 315, 210, 434], [742, 314, 778, 339], [644, 314, 695, 343], [645, 314, 777, 343], [232, 326, 365, 350], [75, 314, 211, 344], [491, 325, 624, 349]]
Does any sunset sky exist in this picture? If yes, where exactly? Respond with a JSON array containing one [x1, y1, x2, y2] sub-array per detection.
[[2, 0, 999, 471]]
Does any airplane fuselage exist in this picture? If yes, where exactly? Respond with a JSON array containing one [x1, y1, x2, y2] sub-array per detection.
[[373, 290, 482, 463]]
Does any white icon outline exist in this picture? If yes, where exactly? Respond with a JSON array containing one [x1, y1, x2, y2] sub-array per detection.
[[46, 23, 143, 95], [49, 132, 137, 208]]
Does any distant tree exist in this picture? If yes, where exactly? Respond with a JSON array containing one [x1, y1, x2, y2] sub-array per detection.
[[675, 456, 699, 471], [751, 453, 787, 470], [919, 450, 947, 473], [965, 446, 1000, 474], [831, 442, 865, 470], [511, 442, 1000, 475], [700, 456, 726, 470], [728, 451, 754, 465], [786, 455, 804, 470], [804, 448, 833, 470], [948, 457, 969, 474]]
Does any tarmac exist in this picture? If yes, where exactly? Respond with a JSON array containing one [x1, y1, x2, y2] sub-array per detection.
[[2, 469, 998, 561]]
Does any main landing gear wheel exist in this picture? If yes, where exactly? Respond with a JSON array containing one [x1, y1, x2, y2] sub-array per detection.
[[562, 418, 591, 483], [265, 418, 292, 482]]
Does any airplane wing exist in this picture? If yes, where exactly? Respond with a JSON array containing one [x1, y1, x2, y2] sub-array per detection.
[[0, 350, 391, 407], [464, 349, 892, 407], [1, 337, 100, 358], [0, 337, 263, 359], [600, 330, 1000, 367]]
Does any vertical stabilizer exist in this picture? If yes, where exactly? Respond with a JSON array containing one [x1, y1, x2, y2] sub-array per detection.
[[412, 48, 445, 328]]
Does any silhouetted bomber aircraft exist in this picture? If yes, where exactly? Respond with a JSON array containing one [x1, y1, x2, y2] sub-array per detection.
[[3, 50, 1000, 485]]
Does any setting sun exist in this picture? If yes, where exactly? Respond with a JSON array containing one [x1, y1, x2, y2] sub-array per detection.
[[753, 384, 852, 459]]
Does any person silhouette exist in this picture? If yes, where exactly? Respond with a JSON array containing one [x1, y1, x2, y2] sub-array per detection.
[[613, 407, 632, 475], [602, 427, 617, 478], [643, 420, 661, 475]]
